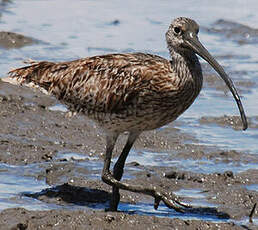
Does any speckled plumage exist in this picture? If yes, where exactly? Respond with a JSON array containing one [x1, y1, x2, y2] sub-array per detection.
[[8, 17, 247, 212], [9, 52, 202, 133]]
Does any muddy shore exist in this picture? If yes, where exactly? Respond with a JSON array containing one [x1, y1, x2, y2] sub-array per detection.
[[0, 79, 257, 229]]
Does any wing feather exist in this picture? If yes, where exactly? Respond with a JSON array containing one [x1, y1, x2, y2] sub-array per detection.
[[8, 53, 178, 114]]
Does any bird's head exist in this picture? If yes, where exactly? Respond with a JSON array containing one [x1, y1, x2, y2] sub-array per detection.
[[166, 17, 200, 54], [166, 17, 248, 130]]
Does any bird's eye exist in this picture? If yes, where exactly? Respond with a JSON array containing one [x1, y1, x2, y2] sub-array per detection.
[[173, 27, 181, 34]]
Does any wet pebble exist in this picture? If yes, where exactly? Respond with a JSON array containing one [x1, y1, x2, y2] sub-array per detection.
[[223, 171, 234, 178], [189, 176, 204, 183], [0, 95, 8, 102], [146, 172, 151, 177], [163, 171, 185, 180], [105, 214, 115, 223], [41, 153, 53, 161]]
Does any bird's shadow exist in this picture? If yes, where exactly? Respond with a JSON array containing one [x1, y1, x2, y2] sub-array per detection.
[[23, 183, 110, 209], [23, 183, 230, 221]]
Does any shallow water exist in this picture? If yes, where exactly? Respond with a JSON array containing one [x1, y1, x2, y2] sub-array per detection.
[[0, 0, 257, 225], [126, 150, 257, 174], [0, 161, 238, 222], [0, 163, 51, 210]]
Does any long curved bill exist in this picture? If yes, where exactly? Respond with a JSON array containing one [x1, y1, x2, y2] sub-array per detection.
[[186, 33, 248, 130]]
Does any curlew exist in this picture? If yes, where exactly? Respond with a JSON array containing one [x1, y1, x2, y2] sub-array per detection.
[[7, 17, 248, 212]]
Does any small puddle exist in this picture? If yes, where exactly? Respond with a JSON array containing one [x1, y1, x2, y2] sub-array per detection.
[[119, 202, 225, 222], [58, 152, 97, 161], [0, 163, 52, 211], [175, 189, 207, 199], [174, 188, 215, 207], [126, 150, 256, 174], [245, 184, 258, 192], [0, 159, 106, 211], [48, 103, 68, 112], [56, 151, 103, 180], [235, 218, 258, 227], [119, 189, 257, 226], [57, 151, 143, 181]]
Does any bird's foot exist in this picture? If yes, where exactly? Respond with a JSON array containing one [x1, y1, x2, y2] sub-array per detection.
[[153, 189, 192, 212]]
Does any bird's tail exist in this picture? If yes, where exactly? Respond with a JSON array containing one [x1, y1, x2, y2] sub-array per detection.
[[7, 59, 57, 94]]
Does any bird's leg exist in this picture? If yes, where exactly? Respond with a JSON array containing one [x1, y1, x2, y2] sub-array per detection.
[[101, 131, 119, 210], [110, 132, 140, 211], [102, 131, 118, 184], [101, 133, 189, 212]]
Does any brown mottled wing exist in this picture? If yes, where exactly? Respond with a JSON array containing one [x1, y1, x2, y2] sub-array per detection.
[[8, 53, 177, 114]]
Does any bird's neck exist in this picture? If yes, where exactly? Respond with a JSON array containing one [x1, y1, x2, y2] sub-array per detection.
[[169, 48, 202, 83], [169, 48, 203, 105], [169, 48, 200, 68]]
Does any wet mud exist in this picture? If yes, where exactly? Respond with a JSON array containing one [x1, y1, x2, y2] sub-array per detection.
[[0, 207, 246, 230], [0, 79, 257, 229], [0, 31, 40, 49], [204, 19, 258, 45]]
